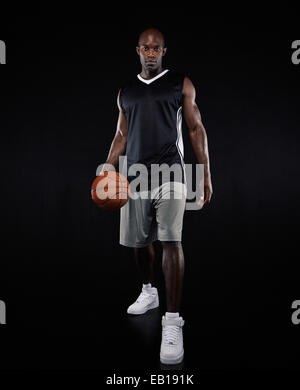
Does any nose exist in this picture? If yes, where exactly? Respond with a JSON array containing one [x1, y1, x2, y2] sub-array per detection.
[[147, 48, 156, 57]]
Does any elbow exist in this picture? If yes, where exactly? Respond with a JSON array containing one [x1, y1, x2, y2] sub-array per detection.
[[188, 124, 202, 136]]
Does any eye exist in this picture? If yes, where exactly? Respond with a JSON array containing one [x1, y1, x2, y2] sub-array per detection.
[[143, 46, 149, 51], [154, 47, 160, 51]]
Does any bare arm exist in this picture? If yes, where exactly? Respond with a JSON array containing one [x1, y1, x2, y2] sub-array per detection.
[[182, 77, 213, 204], [101, 90, 127, 172]]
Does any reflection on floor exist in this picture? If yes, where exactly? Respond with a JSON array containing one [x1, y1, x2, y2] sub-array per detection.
[[0, 270, 298, 371]]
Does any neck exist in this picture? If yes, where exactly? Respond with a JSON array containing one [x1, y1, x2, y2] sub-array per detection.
[[140, 66, 164, 80]]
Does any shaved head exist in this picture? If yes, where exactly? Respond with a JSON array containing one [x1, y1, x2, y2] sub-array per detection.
[[138, 28, 166, 48]]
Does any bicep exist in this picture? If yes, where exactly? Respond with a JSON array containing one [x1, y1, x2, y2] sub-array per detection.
[[182, 77, 202, 131]]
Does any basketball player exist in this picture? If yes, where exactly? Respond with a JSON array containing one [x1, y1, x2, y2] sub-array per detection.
[[100, 28, 213, 365]]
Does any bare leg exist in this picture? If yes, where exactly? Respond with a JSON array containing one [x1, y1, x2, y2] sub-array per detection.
[[134, 243, 155, 285], [161, 241, 185, 313]]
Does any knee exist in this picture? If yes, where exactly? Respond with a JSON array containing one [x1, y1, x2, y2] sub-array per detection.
[[161, 241, 182, 249], [134, 243, 155, 258]]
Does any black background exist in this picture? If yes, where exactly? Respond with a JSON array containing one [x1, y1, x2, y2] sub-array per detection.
[[0, 9, 300, 377]]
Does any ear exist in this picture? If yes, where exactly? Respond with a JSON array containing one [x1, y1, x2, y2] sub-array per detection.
[[136, 46, 140, 56], [162, 47, 167, 56]]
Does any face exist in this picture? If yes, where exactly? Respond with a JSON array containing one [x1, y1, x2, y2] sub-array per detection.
[[136, 32, 167, 72]]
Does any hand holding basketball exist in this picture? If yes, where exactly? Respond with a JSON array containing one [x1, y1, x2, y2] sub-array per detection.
[[91, 171, 130, 210]]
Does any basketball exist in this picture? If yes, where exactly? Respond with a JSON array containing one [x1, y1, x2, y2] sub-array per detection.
[[91, 171, 130, 210]]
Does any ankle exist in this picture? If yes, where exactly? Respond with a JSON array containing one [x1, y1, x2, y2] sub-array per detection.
[[165, 312, 179, 318], [143, 282, 152, 289]]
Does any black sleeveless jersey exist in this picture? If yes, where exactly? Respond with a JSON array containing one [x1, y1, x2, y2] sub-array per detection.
[[119, 69, 186, 187]]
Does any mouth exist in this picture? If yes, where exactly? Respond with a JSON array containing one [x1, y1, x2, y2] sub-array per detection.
[[145, 60, 157, 65]]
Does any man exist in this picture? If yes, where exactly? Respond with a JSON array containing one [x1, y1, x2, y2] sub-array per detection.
[[100, 28, 212, 365]]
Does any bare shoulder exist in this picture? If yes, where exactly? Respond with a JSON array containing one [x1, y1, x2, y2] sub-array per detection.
[[183, 76, 195, 96]]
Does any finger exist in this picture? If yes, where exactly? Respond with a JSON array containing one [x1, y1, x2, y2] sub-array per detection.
[[203, 189, 210, 204], [205, 191, 212, 204]]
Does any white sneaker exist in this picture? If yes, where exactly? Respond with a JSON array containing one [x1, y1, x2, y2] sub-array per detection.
[[127, 286, 159, 315], [160, 315, 185, 365]]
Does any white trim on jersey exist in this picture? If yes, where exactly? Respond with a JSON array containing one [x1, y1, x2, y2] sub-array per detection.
[[176, 106, 187, 185], [137, 69, 169, 84]]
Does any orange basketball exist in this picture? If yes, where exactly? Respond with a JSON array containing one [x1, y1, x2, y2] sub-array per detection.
[[91, 171, 130, 210]]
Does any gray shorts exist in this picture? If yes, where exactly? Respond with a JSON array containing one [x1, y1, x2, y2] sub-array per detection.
[[120, 181, 187, 248]]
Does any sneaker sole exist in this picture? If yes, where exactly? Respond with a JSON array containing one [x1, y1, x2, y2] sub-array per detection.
[[127, 299, 159, 315], [160, 350, 184, 365]]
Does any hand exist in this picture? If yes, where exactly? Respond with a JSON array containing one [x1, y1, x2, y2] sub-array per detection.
[[197, 176, 213, 207]]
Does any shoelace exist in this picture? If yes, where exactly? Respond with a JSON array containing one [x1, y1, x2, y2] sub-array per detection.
[[136, 291, 152, 303], [163, 325, 180, 345]]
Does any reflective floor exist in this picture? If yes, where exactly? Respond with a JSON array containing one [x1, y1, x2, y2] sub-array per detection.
[[0, 283, 299, 371], [0, 244, 299, 371]]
